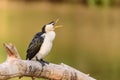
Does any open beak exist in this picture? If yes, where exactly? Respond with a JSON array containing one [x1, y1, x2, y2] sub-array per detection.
[[54, 25, 63, 29], [54, 18, 63, 30]]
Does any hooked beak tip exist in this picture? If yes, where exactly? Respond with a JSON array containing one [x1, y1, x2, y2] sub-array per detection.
[[55, 18, 60, 24]]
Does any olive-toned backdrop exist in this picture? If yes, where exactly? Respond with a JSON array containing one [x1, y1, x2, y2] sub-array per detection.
[[0, 0, 120, 80]]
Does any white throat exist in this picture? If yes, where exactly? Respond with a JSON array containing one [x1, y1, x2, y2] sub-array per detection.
[[46, 31, 56, 42]]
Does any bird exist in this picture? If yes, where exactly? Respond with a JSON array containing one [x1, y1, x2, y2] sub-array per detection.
[[26, 19, 62, 64]]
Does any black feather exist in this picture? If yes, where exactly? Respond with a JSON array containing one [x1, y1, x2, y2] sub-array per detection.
[[42, 25, 46, 33], [26, 32, 45, 60]]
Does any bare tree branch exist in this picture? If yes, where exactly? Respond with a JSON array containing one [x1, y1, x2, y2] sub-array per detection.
[[0, 43, 96, 80]]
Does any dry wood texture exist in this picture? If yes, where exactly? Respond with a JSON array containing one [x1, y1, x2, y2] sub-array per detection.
[[0, 43, 96, 80]]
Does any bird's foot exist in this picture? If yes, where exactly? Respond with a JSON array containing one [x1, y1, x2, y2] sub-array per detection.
[[36, 57, 49, 66], [41, 59, 49, 64], [39, 59, 49, 67]]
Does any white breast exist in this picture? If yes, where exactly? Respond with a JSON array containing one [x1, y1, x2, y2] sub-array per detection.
[[36, 31, 56, 60]]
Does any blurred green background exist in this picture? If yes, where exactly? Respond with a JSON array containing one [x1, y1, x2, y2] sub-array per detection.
[[0, 0, 120, 80]]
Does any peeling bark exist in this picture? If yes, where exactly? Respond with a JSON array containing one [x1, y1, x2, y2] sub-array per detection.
[[0, 43, 96, 80]]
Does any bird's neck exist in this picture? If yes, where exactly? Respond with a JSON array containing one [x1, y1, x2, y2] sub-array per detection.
[[46, 31, 56, 41]]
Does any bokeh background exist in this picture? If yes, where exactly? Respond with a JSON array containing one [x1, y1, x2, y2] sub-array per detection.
[[0, 0, 120, 80]]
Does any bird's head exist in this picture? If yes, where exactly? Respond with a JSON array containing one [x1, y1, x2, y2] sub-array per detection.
[[42, 19, 62, 33]]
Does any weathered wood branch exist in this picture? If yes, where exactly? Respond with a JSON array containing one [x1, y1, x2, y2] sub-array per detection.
[[0, 43, 96, 80]]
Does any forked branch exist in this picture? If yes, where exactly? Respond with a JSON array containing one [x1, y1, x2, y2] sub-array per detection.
[[0, 43, 96, 80]]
